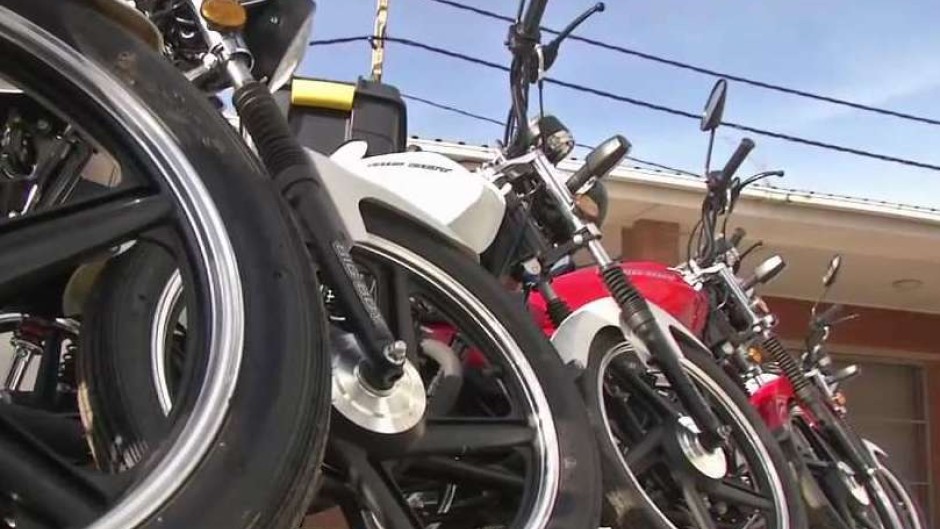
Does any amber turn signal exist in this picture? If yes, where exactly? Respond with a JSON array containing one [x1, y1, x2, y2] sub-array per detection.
[[575, 193, 601, 223], [832, 391, 848, 408], [746, 346, 763, 364], [201, 0, 247, 30]]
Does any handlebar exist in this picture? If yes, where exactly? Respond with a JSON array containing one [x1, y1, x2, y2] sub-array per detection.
[[520, 0, 549, 38], [721, 138, 755, 183]]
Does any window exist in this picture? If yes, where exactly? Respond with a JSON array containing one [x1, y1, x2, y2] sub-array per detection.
[[834, 355, 932, 526]]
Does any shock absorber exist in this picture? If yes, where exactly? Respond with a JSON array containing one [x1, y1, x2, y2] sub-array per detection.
[[760, 334, 811, 395], [600, 261, 726, 448]]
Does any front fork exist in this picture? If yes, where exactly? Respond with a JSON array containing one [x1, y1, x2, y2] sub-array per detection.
[[761, 334, 904, 529], [530, 154, 726, 448], [188, 6, 406, 392]]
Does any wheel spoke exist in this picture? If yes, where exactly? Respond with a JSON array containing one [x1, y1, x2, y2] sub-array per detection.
[[0, 405, 111, 526], [708, 478, 775, 512], [408, 456, 524, 490], [682, 481, 718, 529], [333, 441, 423, 529], [407, 418, 534, 457], [0, 190, 171, 297], [624, 425, 666, 476]]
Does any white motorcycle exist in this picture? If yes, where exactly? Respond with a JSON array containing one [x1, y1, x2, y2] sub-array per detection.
[[0, 0, 600, 528]]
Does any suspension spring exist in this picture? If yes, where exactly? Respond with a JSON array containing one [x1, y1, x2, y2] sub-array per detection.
[[761, 335, 810, 393]]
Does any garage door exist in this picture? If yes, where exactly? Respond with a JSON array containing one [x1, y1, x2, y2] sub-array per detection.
[[834, 354, 932, 527]]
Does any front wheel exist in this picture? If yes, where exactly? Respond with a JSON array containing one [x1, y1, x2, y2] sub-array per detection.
[[583, 332, 806, 529], [875, 456, 925, 529], [321, 207, 601, 529]]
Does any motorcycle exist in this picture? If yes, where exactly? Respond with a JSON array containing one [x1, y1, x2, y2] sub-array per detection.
[[0, 1, 331, 527], [665, 93, 924, 529], [684, 238, 925, 528], [0, 0, 603, 528]]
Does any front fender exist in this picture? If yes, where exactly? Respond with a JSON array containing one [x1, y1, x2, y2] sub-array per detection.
[[863, 438, 887, 460], [551, 296, 710, 369], [317, 148, 505, 254]]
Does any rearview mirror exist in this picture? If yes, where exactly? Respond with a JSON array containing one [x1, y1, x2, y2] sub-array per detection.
[[823, 254, 842, 287], [701, 79, 728, 132]]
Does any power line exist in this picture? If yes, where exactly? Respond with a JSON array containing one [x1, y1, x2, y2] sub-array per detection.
[[425, 0, 940, 128], [309, 35, 940, 172], [402, 93, 504, 126], [401, 92, 701, 175]]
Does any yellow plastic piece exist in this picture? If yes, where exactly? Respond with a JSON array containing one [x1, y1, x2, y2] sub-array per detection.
[[291, 79, 356, 111]]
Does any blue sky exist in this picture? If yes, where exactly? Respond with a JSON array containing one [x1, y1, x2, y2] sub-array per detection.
[[302, 0, 940, 208]]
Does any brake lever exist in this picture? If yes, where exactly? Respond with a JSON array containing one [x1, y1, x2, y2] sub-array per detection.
[[541, 3, 605, 73], [729, 170, 784, 210]]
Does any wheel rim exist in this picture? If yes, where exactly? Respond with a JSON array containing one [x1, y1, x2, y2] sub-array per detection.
[[323, 234, 560, 529], [597, 344, 788, 529], [145, 232, 562, 529], [0, 8, 244, 529], [877, 463, 923, 529], [151, 269, 184, 416]]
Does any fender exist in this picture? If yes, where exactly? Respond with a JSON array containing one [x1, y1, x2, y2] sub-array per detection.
[[750, 375, 795, 431], [317, 146, 506, 254], [551, 296, 710, 369], [863, 438, 887, 460]]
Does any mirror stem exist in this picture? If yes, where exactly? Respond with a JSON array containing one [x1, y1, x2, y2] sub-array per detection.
[[704, 129, 715, 175]]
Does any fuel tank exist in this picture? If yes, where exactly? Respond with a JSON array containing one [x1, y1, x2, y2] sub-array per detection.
[[528, 261, 709, 335]]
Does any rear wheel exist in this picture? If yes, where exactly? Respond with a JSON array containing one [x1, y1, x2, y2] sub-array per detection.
[[583, 331, 806, 529], [0, 2, 331, 528]]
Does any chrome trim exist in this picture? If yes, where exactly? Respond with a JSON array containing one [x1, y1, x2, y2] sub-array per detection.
[[360, 234, 560, 529], [596, 346, 790, 529], [0, 8, 244, 529], [151, 269, 183, 415]]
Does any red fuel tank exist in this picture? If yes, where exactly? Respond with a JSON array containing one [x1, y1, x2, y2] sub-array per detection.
[[528, 261, 709, 336]]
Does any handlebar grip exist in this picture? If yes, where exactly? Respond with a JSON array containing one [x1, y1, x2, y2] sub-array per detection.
[[721, 138, 755, 181], [521, 0, 549, 36], [729, 227, 746, 248]]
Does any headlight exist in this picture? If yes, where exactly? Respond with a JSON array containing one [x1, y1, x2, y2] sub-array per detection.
[[268, 8, 314, 92]]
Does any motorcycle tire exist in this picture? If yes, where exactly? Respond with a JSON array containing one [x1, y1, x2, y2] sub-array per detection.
[[73, 209, 602, 529], [0, 2, 331, 528], [581, 330, 807, 529], [876, 456, 925, 529], [343, 207, 602, 529]]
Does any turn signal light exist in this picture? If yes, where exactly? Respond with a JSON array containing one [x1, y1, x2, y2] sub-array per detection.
[[201, 0, 247, 30], [833, 391, 848, 408], [746, 346, 763, 364]]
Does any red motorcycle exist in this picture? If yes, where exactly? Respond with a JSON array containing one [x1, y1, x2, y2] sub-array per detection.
[[524, 78, 923, 528], [476, 67, 806, 528]]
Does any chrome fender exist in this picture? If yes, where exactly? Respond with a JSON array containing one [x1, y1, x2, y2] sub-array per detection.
[[551, 297, 709, 369], [318, 146, 506, 254], [863, 438, 887, 460]]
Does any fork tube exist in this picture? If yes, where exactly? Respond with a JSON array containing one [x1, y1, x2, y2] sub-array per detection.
[[532, 152, 725, 446], [187, 1, 405, 390]]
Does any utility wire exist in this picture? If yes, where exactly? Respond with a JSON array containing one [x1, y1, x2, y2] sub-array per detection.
[[425, 0, 940, 128], [402, 94, 505, 126], [309, 36, 940, 172], [401, 93, 700, 175]]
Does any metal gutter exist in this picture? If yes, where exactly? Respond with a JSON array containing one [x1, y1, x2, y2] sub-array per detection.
[[410, 137, 940, 227]]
